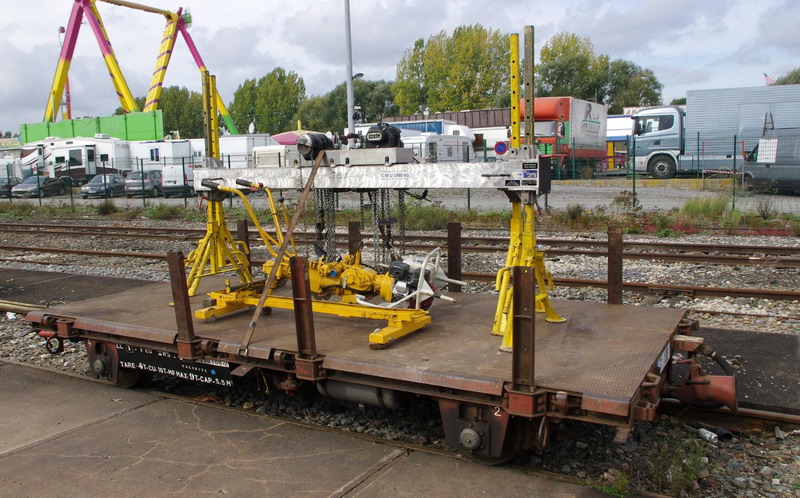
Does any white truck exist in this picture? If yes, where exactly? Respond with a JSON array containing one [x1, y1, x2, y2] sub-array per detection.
[[631, 85, 800, 178]]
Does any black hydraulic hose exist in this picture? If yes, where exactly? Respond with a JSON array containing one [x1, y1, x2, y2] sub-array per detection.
[[698, 343, 735, 375]]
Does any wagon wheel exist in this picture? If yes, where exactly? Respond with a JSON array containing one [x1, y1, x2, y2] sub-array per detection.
[[465, 417, 529, 466], [115, 368, 149, 389]]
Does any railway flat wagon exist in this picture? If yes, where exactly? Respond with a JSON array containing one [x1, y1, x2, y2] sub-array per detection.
[[26, 252, 735, 464]]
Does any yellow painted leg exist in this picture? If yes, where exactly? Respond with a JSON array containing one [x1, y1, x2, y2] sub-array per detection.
[[185, 199, 252, 296], [497, 200, 565, 350]]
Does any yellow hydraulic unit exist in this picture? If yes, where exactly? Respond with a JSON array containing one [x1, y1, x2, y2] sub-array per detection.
[[193, 180, 463, 347]]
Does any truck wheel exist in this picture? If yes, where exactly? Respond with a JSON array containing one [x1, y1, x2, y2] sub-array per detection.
[[649, 156, 676, 179]]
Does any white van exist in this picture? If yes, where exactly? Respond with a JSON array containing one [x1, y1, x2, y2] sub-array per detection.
[[161, 164, 195, 197]]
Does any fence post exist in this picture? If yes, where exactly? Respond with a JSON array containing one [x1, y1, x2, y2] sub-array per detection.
[[140, 158, 146, 208], [631, 135, 636, 201], [696, 132, 701, 176], [571, 138, 576, 179], [732, 135, 737, 212]]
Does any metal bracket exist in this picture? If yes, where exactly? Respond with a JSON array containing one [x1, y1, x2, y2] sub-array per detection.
[[295, 357, 325, 381]]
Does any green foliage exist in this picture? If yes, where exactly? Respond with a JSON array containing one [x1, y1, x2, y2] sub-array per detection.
[[775, 67, 800, 85], [755, 196, 777, 220], [254, 68, 306, 134], [159, 86, 204, 138], [228, 78, 259, 134], [605, 60, 662, 114], [591, 471, 633, 497], [648, 434, 708, 494], [536, 31, 662, 111], [679, 195, 729, 220], [293, 80, 398, 134], [145, 203, 185, 220], [536, 32, 608, 101], [669, 97, 687, 105], [228, 68, 306, 135], [393, 25, 510, 115], [611, 190, 641, 214], [95, 200, 118, 216]]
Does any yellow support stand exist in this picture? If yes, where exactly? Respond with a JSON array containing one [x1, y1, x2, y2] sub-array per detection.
[[185, 198, 252, 297], [493, 201, 565, 350]]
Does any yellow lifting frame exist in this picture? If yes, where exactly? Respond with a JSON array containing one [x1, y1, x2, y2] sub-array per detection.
[[190, 181, 434, 347], [492, 200, 565, 349]]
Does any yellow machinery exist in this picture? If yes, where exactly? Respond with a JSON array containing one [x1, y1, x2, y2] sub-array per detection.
[[492, 25, 565, 350], [191, 179, 464, 347]]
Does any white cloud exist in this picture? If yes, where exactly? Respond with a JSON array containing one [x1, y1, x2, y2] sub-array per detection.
[[0, 0, 796, 133]]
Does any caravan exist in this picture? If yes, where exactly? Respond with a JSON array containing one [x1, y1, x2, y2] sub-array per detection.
[[19, 135, 131, 184]]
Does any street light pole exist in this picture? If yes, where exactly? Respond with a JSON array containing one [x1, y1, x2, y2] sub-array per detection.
[[344, 0, 356, 136]]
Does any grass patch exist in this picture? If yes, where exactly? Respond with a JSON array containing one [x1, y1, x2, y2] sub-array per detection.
[[679, 195, 729, 221], [648, 429, 708, 495], [145, 203, 189, 220]]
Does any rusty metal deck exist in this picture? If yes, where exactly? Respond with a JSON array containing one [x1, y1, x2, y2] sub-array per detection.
[[30, 277, 686, 402]]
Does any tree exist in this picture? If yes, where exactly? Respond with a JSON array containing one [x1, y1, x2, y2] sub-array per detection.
[[393, 25, 510, 114], [254, 68, 305, 134], [775, 68, 800, 85], [535, 31, 662, 112], [159, 86, 204, 138], [228, 78, 258, 133], [536, 32, 609, 101], [605, 60, 662, 114], [670, 97, 687, 105], [292, 80, 398, 134]]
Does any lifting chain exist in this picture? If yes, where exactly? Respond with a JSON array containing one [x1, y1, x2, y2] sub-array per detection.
[[314, 188, 337, 259], [397, 189, 406, 257]]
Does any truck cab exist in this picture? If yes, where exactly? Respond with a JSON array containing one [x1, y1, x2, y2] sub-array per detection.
[[631, 106, 685, 179]]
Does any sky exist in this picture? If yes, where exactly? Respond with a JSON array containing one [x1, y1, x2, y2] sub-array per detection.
[[1, 0, 798, 134]]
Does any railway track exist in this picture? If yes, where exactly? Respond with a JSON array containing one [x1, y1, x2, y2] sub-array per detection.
[[1, 222, 798, 267]]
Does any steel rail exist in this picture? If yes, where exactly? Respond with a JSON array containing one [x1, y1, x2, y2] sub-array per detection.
[[1, 226, 798, 267], [0, 243, 798, 302], [0, 222, 797, 256]]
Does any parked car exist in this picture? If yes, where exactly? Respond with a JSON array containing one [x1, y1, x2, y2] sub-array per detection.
[[0, 177, 22, 198], [161, 165, 195, 198], [81, 174, 127, 199], [11, 176, 66, 198], [125, 170, 163, 198]]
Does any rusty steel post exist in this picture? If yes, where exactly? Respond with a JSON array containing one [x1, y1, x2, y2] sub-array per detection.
[[348, 221, 361, 256], [290, 256, 317, 359], [607, 226, 623, 304], [447, 222, 462, 293], [512, 266, 535, 392], [237, 219, 251, 273], [166, 251, 199, 359]]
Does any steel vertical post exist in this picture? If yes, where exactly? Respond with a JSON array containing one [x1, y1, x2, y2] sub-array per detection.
[[166, 250, 200, 359], [290, 256, 317, 359], [447, 222, 462, 293], [523, 26, 535, 147], [511, 266, 535, 392], [607, 226, 623, 304], [509, 34, 521, 149], [348, 221, 361, 256]]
